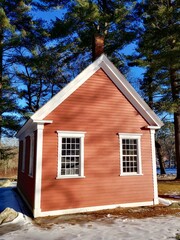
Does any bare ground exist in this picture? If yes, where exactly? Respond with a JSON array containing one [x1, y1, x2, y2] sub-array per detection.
[[33, 203, 180, 229], [34, 178, 180, 228]]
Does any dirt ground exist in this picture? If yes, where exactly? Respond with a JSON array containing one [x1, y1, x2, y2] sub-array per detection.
[[34, 178, 180, 228], [33, 204, 180, 230]]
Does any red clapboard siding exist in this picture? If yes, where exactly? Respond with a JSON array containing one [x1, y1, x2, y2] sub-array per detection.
[[41, 68, 153, 211], [17, 134, 36, 209]]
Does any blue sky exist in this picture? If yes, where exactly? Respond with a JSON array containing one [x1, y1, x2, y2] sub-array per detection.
[[31, 7, 145, 92]]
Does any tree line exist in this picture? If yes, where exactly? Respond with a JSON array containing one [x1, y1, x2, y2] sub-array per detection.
[[0, 0, 179, 178]]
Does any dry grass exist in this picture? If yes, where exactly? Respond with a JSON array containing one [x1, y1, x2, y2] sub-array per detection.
[[158, 179, 180, 195], [0, 147, 18, 179]]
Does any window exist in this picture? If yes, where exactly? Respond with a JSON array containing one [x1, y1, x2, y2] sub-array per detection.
[[57, 131, 86, 178], [21, 138, 26, 172], [119, 133, 142, 175], [29, 133, 34, 177]]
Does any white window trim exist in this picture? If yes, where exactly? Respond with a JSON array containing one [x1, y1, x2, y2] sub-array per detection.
[[28, 133, 34, 177], [56, 131, 86, 179], [118, 133, 143, 176], [21, 138, 26, 173]]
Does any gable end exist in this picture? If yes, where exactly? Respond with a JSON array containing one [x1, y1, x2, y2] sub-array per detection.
[[17, 54, 163, 137]]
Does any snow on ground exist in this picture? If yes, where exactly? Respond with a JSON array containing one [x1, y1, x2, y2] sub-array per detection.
[[1, 214, 180, 240], [0, 181, 180, 240]]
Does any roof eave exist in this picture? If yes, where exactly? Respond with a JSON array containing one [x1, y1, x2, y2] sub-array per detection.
[[16, 119, 53, 139]]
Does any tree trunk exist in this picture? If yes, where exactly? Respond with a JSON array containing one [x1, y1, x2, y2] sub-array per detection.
[[168, 4, 180, 178], [174, 109, 180, 178], [0, 30, 3, 161], [155, 141, 166, 175], [170, 68, 180, 179]]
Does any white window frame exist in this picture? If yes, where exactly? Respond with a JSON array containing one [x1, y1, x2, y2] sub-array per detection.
[[119, 133, 142, 176], [21, 138, 26, 173], [56, 131, 86, 179], [29, 133, 34, 177]]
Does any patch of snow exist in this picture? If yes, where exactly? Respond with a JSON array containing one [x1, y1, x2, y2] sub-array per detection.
[[2, 212, 29, 226], [0, 215, 180, 240], [158, 197, 172, 206]]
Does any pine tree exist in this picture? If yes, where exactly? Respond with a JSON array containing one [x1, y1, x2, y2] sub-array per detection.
[[13, 43, 68, 116], [0, 0, 33, 143], [156, 122, 175, 169], [49, 0, 137, 74], [133, 0, 180, 178], [32, 0, 70, 10]]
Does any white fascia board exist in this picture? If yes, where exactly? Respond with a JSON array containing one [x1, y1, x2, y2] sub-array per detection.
[[31, 56, 104, 121], [16, 56, 104, 136], [99, 58, 163, 128]]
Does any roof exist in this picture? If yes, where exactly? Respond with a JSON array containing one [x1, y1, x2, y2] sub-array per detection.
[[16, 54, 163, 138]]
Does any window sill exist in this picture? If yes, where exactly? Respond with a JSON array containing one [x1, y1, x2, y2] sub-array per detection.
[[56, 176, 86, 179], [120, 173, 143, 177]]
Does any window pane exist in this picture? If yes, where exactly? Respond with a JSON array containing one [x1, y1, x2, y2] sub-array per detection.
[[62, 150, 66, 155], [75, 169, 79, 174], [66, 157, 70, 162]]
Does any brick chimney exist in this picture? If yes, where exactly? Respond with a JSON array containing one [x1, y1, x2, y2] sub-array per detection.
[[92, 34, 104, 61]]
